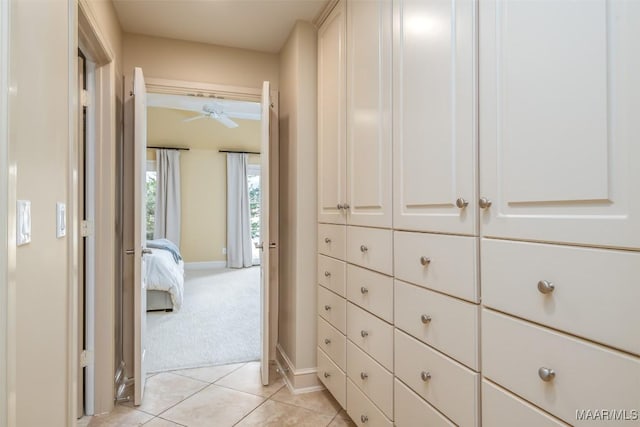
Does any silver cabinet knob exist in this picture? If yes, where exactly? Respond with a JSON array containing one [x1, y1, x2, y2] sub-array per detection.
[[421, 371, 432, 381], [360, 415, 369, 423], [360, 244, 368, 253], [538, 367, 556, 382], [537, 280, 555, 294], [324, 372, 331, 378], [360, 286, 369, 294], [324, 237, 331, 244], [324, 305, 331, 311], [420, 256, 431, 266], [360, 372, 368, 380], [421, 314, 432, 324], [324, 338, 331, 345], [479, 197, 492, 209], [343, 203, 350, 209], [361, 330, 369, 338], [324, 271, 331, 277], [456, 198, 469, 209], [337, 203, 344, 210]]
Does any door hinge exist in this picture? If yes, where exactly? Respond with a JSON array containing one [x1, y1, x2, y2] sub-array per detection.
[[81, 220, 94, 237], [81, 89, 90, 108], [80, 350, 94, 367]]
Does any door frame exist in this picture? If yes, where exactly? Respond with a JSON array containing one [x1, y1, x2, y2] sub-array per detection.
[[143, 76, 280, 362]]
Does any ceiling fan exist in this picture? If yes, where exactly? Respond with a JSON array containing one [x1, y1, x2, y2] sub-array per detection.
[[183, 103, 239, 128]]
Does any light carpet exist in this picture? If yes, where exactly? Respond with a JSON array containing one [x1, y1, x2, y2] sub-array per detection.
[[146, 266, 260, 372]]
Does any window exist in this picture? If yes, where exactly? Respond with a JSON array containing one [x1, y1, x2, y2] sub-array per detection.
[[247, 164, 261, 264], [146, 160, 157, 240]]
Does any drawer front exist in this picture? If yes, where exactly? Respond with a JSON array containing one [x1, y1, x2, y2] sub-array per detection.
[[346, 341, 393, 419], [317, 348, 346, 408], [347, 226, 393, 275], [318, 286, 346, 334], [347, 264, 393, 323], [482, 238, 640, 355], [482, 309, 640, 427], [318, 254, 347, 297], [394, 329, 479, 427], [347, 303, 393, 370], [347, 379, 393, 427], [318, 223, 346, 259], [394, 379, 455, 427], [482, 380, 569, 427], [394, 231, 478, 303], [395, 280, 479, 370], [318, 316, 346, 370]]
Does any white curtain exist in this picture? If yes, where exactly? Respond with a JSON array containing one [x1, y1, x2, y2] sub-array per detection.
[[226, 153, 253, 268], [154, 149, 181, 246]]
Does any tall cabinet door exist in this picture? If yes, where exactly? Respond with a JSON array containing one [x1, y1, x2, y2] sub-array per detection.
[[318, 0, 347, 225], [392, 0, 477, 235], [346, 0, 393, 228], [479, 0, 640, 249]]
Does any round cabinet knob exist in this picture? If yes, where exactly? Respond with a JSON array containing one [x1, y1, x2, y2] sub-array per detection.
[[420, 256, 431, 266], [421, 314, 432, 324], [538, 367, 556, 382], [360, 372, 368, 380], [360, 415, 369, 423], [324, 372, 331, 378], [360, 330, 369, 338], [537, 280, 555, 294], [336, 203, 344, 210], [343, 203, 350, 209], [360, 245, 368, 253], [324, 237, 331, 244], [421, 371, 432, 382], [324, 305, 331, 311], [360, 286, 369, 294], [324, 338, 331, 345], [324, 271, 331, 277], [456, 197, 469, 209], [479, 197, 492, 209]]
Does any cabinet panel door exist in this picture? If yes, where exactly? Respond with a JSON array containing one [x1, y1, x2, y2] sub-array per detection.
[[318, 0, 347, 224], [346, 0, 392, 228], [479, 0, 640, 249], [393, 0, 477, 235]]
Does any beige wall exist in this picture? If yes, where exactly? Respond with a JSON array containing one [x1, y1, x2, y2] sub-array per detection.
[[123, 33, 279, 90], [147, 107, 260, 263], [277, 21, 318, 371]]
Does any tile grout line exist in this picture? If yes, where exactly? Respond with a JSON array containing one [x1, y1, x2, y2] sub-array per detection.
[[231, 396, 272, 426]]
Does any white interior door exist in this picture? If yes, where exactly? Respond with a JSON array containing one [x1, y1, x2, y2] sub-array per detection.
[[133, 67, 148, 405], [260, 81, 271, 385]]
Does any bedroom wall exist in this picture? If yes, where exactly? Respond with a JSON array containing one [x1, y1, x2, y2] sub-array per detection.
[[146, 107, 261, 263]]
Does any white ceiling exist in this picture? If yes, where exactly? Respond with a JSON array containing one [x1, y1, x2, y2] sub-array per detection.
[[147, 93, 261, 120], [112, 0, 329, 53]]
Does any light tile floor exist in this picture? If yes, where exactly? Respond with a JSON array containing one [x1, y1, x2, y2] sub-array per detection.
[[81, 362, 356, 427]]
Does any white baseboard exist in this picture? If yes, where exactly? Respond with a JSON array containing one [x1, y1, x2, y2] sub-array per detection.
[[276, 344, 323, 394], [184, 261, 227, 270]]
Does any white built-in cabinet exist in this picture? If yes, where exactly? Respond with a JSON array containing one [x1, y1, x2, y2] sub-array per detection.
[[317, 0, 640, 426]]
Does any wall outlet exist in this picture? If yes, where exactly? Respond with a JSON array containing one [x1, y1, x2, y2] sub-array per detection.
[[222, 247, 227, 255]]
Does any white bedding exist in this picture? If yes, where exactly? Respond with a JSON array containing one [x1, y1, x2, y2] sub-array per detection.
[[145, 248, 184, 310]]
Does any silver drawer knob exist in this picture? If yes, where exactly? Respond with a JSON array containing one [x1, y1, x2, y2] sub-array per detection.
[[337, 203, 344, 210], [324, 271, 331, 277], [343, 203, 350, 209], [360, 286, 369, 294], [324, 338, 331, 345], [456, 197, 469, 209], [360, 415, 369, 423], [538, 367, 555, 382], [360, 372, 368, 380], [324, 237, 331, 243], [360, 245, 368, 253], [537, 280, 555, 294], [421, 371, 432, 381], [361, 330, 369, 338], [479, 197, 492, 209], [324, 372, 331, 378], [421, 314, 432, 324], [324, 305, 331, 311], [420, 256, 431, 266]]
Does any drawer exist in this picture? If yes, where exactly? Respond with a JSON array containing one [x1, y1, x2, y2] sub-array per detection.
[[347, 264, 393, 323], [318, 316, 346, 370], [394, 379, 455, 427], [346, 341, 393, 419], [395, 280, 479, 370], [482, 380, 569, 427], [394, 329, 479, 427], [317, 348, 346, 408], [318, 223, 346, 259], [318, 254, 347, 297], [394, 231, 478, 303], [482, 309, 640, 427], [318, 286, 346, 334], [482, 238, 640, 355], [347, 379, 393, 427], [347, 226, 393, 275], [347, 303, 393, 370]]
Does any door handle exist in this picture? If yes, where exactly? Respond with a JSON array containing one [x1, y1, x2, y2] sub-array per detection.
[[255, 242, 264, 249], [269, 242, 277, 248], [141, 248, 152, 255], [125, 249, 135, 255]]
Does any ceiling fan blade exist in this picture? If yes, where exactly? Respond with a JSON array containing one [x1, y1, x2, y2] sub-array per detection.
[[183, 114, 206, 122], [215, 115, 239, 128]]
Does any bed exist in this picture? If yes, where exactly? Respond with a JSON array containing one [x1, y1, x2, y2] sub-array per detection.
[[145, 239, 184, 312]]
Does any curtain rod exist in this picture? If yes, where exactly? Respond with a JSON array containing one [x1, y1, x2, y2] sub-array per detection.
[[148, 146, 190, 151], [219, 150, 260, 155]]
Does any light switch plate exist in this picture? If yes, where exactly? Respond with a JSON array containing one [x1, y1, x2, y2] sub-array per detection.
[[56, 202, 66, 238], [17, 200, 31, 246]]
